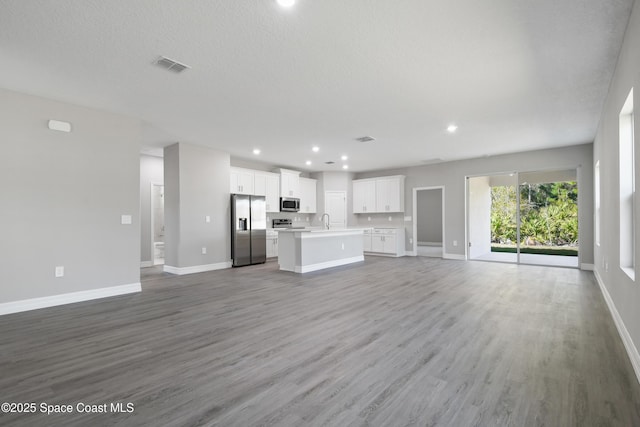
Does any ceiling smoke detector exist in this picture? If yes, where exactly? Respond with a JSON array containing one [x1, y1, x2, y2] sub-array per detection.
[[355, 136, 375, 143], [154, 56, 191, 73]]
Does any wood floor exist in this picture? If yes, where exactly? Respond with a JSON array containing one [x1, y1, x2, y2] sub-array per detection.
[[1, 257, 639, 426]]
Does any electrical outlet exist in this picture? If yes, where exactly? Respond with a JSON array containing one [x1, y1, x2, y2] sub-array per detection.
[[453, 240, 458, 246], [367, 217, 371, 221], [341, 243, 345, 250], [55, 266, 64, 278], [205, 215, 211, 223], [202, 247, 207, 254], [388, 216, 392, 221], [121, 214, 132, 225]]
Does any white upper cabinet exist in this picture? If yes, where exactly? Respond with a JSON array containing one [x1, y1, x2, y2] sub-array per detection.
[[277, 169, 301, 198], [299, 177, 317, 213], [230, 167, 254, 195], [353, 175, 405, 213], [352, 179, 376, 213], [254, 171, 280, 212], [375, 176, 405, 212]]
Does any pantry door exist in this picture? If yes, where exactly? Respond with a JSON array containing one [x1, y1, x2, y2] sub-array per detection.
[[325, 191, 347, 229]]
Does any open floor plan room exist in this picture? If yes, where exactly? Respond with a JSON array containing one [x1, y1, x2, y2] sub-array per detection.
[[2, 258, 639, 426]]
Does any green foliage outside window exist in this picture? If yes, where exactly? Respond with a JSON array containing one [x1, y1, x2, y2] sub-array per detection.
[[490, 182, 578, 247]]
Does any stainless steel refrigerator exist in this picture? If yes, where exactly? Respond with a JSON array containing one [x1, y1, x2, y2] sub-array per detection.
[[231, 194, 266, 267]]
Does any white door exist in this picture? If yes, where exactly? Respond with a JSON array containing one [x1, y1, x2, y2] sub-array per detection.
[[325, 191, 347, 229]]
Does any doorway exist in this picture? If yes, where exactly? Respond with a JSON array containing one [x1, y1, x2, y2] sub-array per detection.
[[413, 187, 445, 257], [517, 170, 579, 268], [151, 183, 165, 265], [466, 169, 579, 268], [468, 173, 518, 263], [324, 191, 347, 229]]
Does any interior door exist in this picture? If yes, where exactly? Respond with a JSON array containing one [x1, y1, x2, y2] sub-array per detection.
[[325, 191, 347, 229]]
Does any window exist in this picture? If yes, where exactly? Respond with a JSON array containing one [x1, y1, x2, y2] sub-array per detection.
[[619, 88, 635, 280], [595, 160, 600, 246]]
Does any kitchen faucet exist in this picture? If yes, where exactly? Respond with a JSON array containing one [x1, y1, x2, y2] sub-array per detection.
[[320, 213, 330, 230]]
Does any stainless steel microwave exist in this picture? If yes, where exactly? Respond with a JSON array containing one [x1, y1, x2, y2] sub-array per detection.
[[280, 197, 300, 212]]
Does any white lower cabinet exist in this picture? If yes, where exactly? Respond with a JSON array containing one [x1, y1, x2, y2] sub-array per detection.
[[365, 228, 404, 257], [363, 229, 372, 252], [266, 232, 279, 258]]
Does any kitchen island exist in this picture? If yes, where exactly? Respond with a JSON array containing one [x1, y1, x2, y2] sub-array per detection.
[[277, 228, 365, 273]]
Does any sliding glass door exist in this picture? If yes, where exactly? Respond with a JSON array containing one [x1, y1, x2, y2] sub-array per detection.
[[518, 170, 579, 268], [468, 169, 579, 268]]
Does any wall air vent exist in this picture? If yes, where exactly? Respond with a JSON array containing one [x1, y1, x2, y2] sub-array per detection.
[[154, 56, 191, 73], [325, 161, 335, 165], [355, 136, 375, 143]]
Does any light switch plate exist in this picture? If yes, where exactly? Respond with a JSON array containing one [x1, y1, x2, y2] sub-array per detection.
[[121, 215, 132, 225], [205, 215, 211, 223], [202, 247, 207, 254], [55, 266, 64, 278]]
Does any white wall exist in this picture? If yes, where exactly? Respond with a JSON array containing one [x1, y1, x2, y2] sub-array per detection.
[[416, 189, 443, 243], [0, 88, 141, 307], [355, 144, 593, 262], [468, 176, 492, 258], [593, 1, 640, 380], [164, 143, 231, 270], [140, 155, 164, 265]]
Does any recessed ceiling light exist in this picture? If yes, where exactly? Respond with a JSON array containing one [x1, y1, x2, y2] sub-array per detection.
[[312, 146, 320, 153], [342, 165, 349, 170], [341, 155, 348, 161], [277, 0, 295, 8], [447, 124, 458, 133], [305, 160, 312, 166], [253, 148, 261, 155]]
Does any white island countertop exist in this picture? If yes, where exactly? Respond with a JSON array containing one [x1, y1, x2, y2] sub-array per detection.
[[276, 228, 366, 273]]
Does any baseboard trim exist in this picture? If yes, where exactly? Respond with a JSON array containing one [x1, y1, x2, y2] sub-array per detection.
[[163, 261, 232, 275], [0, 283, 141, 316], [594, 270, 640, 385], [140, 261, 153, 268], [418, 241, 443, 247], [581, 263, 595, 271], [443, 253, 466, 261], [405, 251, 417, 256], [295, 256, 364, 273]]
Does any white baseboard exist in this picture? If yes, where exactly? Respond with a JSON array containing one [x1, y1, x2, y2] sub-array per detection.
[[163, 261, 232, 275], [418, 241, 443, 247], [443, 253, 466, 261], [140, 261, 153, 268], [295, 256, 364, 273], [594, 270, 640, 385], [405, 251, 417, 256], [0, 283, 141, 316], [581, 263, 595, 271], [364, 252, 405, 258]]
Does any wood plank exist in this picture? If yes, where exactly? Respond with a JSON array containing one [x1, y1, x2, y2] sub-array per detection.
[[0, 257, 639, 426]]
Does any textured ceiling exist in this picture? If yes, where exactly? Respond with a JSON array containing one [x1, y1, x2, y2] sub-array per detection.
[[0, 0, 634, 172]]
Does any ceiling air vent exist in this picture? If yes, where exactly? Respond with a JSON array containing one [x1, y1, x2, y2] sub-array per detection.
[[154, 56, 191, 73], [355, 136, 375, 143], [325, 161, 335, 165]]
